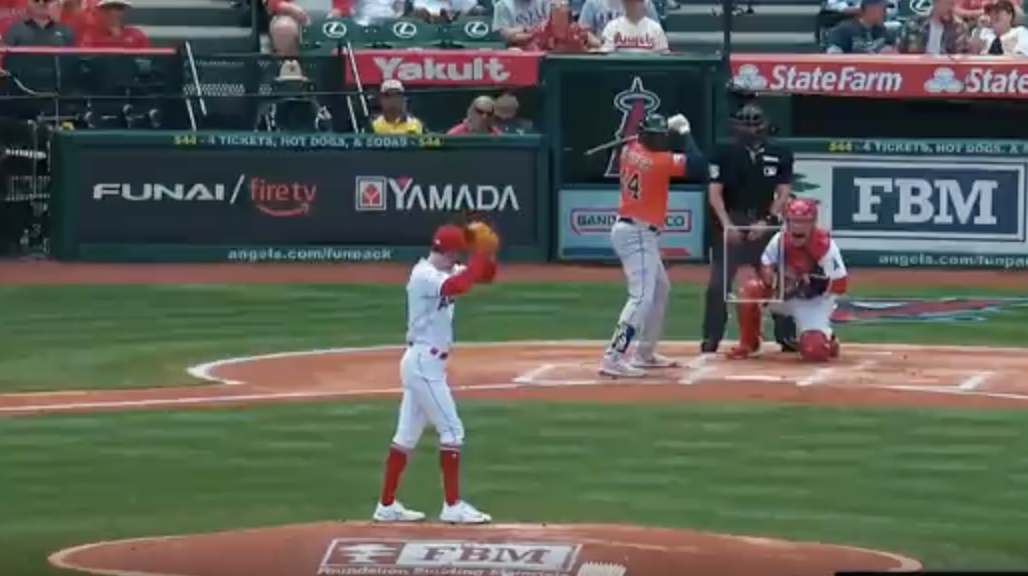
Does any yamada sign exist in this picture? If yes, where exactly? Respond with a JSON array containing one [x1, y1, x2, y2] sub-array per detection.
[[731, 54, 1028, 99], [347, 49, 541, 86]]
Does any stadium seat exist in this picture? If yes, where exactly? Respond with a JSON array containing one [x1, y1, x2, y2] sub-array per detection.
[[439, 15, 504, 47]]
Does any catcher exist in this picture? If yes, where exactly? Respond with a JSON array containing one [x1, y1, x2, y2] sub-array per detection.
[[373, 221, 498, 524], [728, 197, 847, 362]]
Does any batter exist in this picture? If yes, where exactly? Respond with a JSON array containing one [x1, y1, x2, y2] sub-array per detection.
[[600, 112, 703, 377], [373, 223, 498, 524], [729, 197, 848, 361]]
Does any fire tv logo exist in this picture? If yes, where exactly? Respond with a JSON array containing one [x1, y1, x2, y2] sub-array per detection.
[[249, 177, 317, 217]]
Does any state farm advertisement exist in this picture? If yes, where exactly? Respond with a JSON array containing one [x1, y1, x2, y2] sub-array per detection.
[[73, 146, 541, 248], [730, 54, 1028, 99], [347, 49, 541, 87]]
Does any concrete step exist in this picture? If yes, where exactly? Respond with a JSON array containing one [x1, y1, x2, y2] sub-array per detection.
[[141, 25, 257, 52], [127, 0, 250, 27], [667, 29, 817, 51]]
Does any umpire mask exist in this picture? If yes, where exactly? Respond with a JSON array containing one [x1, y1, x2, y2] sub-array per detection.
[[730, 103, 768, 147]]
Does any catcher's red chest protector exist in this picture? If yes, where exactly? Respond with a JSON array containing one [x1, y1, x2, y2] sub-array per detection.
[[783, 228, 831, 274]]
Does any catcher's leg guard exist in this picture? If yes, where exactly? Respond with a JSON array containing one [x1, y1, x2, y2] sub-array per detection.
[[798, 330, 833, 362], [728, 278, 768, 359]]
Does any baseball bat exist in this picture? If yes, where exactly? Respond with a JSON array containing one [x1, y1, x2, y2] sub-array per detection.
[[583, 135, 638, 157]]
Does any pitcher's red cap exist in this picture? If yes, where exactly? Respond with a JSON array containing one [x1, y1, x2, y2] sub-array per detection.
[[432, 224, 467, 253]]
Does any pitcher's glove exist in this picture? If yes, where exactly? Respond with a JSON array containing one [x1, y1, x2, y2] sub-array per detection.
[[464, 221, 500, 255]]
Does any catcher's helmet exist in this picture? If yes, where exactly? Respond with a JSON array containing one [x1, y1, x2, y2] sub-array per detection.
[[638, 113, 670, 151]]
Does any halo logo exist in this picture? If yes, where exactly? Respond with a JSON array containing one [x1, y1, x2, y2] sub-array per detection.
[[603, 76, 660, 178]]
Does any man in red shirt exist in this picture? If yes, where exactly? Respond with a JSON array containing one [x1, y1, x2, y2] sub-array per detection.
[[76, 0, 148, 47], [0, 0, 28, 37], [447, 96, 502, 135]]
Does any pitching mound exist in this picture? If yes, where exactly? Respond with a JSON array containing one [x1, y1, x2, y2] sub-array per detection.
[[49, 522, 920, 576]]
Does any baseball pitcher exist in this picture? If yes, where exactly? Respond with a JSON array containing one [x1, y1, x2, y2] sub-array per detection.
[[728, 197, 847, 361], [373, 222, 498, 524], [600, 112, 705, 377]]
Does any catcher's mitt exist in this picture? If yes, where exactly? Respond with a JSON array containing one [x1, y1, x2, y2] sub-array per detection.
[[464, 221, 500, 254], [777, 268, 809, 300]]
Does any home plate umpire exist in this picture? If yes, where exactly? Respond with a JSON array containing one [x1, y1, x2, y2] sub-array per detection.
[[700, 102, 798, 354]]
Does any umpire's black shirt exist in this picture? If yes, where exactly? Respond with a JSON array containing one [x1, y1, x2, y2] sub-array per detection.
[[708, 140, 794, 220]]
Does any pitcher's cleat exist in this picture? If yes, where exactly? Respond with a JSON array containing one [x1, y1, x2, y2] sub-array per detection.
[[440, 500, 492, 524], [726, 341, 761, 360], [372, 501, 426, 522]]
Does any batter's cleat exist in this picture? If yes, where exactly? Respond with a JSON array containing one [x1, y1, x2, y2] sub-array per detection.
[[440, 500, 492, 524], [778, 339, 798, 353], [373, 501, 426, 522], [700, 340, 719, 354], [598, 356, 647, 378], [726, 341, 761, 359], [630, 353, 681, 368]]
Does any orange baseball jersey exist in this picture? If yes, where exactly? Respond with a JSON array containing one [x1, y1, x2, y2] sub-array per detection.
[[617, 141, 686, 227]]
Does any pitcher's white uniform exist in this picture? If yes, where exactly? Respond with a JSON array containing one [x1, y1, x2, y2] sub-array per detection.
[[395, 259, 464, 450], [760, 230, 847, 336], [374, 223, 493, 525]]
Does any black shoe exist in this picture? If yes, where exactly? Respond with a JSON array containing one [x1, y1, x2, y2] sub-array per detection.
[[778, 340, 798, 353], [701, 340, 718, 353]]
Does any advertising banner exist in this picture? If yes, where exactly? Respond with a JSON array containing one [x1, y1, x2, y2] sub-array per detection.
[[731, 53, 1028, 100], [557, 187, 705, 261], [57, 133, 545, 261], [348, 49, 541, 87], [791, 139, 1028, 269]]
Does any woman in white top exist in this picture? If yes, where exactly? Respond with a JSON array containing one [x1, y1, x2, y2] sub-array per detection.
[[973, 0, 1028, 55], [599, 0, 669, 53]]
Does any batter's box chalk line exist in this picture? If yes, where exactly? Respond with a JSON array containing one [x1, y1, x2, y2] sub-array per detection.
[[576, 563, 627, 576], [512, 363, 601, 387]]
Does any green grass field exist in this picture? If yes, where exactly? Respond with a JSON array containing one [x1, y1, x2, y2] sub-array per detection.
[[2, 280, 1027, 576]]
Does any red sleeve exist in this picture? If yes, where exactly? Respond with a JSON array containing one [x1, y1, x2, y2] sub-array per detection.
[[265, 0, 285, 14], [75, 29, 94, 47], [480, 257, 497, 283], [828, 277, 848, 295], [446, 123, 466, 135], [440, 252, 489, 297], [128, 27, 149, 47]]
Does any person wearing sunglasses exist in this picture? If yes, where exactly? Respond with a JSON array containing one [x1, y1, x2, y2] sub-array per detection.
[[446, 96, 502, 135], [1, 0, 73, 46]]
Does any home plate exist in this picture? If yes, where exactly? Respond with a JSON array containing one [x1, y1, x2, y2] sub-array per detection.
[[724, 375, 792, 382]]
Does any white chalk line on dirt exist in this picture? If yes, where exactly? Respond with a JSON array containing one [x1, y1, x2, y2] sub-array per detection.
[[678, 353, 716, 385], [958, 371, 996, 391], [47, 522, 921, 576]]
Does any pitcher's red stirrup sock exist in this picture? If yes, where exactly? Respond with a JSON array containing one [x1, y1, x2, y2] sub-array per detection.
[[439, 445, 460, 506], [379, 444, 409, 506]]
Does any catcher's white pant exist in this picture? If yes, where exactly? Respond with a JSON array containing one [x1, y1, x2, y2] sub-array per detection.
[[610, 219, 669, 357], [392, 344, 464, 449], [767, 295, 836, 337]]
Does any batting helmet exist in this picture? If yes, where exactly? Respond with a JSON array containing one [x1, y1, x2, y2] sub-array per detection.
[[638, 113, 670, 151]]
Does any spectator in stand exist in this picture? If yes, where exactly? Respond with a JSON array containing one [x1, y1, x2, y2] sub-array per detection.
[[76, 0, 147, 47], [600, 0, 669, 52], [371, 79, 425, 135], [971, 0, 1028, 54], [898, 0, 971, 53], [59, 0, 96, 38], [355, 0, 403, 22], [525, 0, 592, 50], [411, 0, 482, 22], [0, 0, 73, 45], [267, 0, 356, 55], [448, 96, 501, 135], [493, 91, 533, 134], [957, 0, 1021, 25], [493, 0, 551, 48], [256, 60, 333, 132], [824, 0, 896, 53], [577, 0, 658, 46]]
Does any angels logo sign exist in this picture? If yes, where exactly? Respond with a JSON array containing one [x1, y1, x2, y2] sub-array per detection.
[[604, 76, 661, 178]]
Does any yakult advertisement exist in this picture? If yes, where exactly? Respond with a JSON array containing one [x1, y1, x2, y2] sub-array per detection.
[[557, 187, 705, 261]]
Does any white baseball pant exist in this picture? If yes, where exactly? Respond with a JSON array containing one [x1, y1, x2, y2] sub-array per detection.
[[610, 219, 669, 357], [392, 344, 464, 450], [768, 295, 836, 337]]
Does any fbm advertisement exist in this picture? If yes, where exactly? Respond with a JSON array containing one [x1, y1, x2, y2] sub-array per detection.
[[558, 187, 705, 261], [793, 144, 1028, 269]]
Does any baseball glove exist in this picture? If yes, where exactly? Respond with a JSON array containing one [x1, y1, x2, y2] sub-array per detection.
[[464, 221, 500, 255], [779, 268, 809, 300]]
